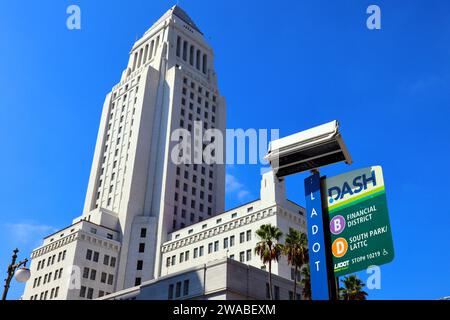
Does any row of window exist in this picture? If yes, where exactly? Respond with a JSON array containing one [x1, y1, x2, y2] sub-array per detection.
[[132, 34, 160, 72], [32, 268, 63, 288], [172, 210, 252, 239], [82, 267, 114, 285], [79, 286, 111, 300], [184, 77, 216, 99], [176, 35, 208, 74], [228, 249, 252, 263], [176, 166, 214, 186], [36, 250, 66, 271], [265, 283, 301, 300], [86, 249, 116, 267], [181, 89, 216, 118], [183, 77, 217, 101], [168, 279, 190, 299], [30, 286, 59, 300], [96, 87, 138, 209], [166, 230, 252, 267]]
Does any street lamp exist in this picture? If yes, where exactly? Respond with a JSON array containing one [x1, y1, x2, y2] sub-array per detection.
[[265, 120, 352, 177], [265, 120, 352, 301], [2, 248, 31, 300]]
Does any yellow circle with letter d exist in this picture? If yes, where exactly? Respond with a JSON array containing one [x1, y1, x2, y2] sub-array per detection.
[[332, 238, 348, 258]]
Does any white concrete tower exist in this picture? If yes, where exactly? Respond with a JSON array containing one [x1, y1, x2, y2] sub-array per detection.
[[82, 5, 226, 290], [23, 5, 226, 300]]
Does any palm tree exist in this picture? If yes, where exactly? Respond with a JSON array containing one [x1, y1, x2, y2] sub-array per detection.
[[339, 275, 368, 300], [300, 265, 311, 300], [255, 224, 283, 300], [283, 228, 309, 299]]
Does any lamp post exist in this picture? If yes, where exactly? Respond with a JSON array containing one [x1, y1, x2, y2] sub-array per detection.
[[265, 120, 352, 300], [2, 248, 31, 300]]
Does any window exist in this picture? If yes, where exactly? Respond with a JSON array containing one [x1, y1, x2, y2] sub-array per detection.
[[83, 267, 89, 279], [110, 257, 116, 267], [137, 260, 143, 270], [139, 243, 145, 253], [101, 272, 107, 283], [99, 290, 105, 298], [107, 274, 114, 285], [193, 248, 198, 259], [176, 36, 181, 57], [168, 284, 174, 300], [87, 288, 94, 300], [185, 251, 190, 261], [214, 241, 219, 252], [223, 237, 229, 249], [103, 255, 110, 266], [93, 251, 99, 263], [86, 249, 92, 260], [208, 243, 213, 254], [202, 54, 207, 73], [90, 269, 97, 281], [230, 254, 235, 260], [135, 278, 141, 286], [246, 230, 252, 241], [107, 233, 113, 239], [230, 235, 235, 247], [216, 218, 222, 224], [274, 286, 280, 300], [199, 246, 204, 256], [240, 232, 245, 243], [166, 257, 171, 267], [189, 45, 194, 65], [140, 228, 147, 238], [179, 252, 184, 263], [175, 282, 181, 298], [239, 251, 245, 262], [80, 286, 87, 298], [246, 249, 252, 261], [231, 213, 237, 219], [183, 280, 190, 296]]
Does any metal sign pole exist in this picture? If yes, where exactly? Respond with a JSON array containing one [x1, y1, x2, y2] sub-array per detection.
[[304, 170, 335, 300], [319, 175, 339, 300]]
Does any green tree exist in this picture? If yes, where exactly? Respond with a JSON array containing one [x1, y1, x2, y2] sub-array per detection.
[[283, 228, 309, 299], [255, 224, 283, 300], [300, 265, 311, 300], [339, 275, 368, 300]]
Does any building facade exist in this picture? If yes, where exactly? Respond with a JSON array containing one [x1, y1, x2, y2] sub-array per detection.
[[101, 171, 307, 300], [101, 258, 303, 301], [22, 6, 307, 301], [23, 5, 226, 300]]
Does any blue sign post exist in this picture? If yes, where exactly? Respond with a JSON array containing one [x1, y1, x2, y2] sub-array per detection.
[[304, 172, 334, 300]]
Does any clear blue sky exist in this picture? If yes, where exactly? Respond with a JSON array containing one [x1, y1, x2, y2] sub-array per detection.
[[1, 0, 449, 300]]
